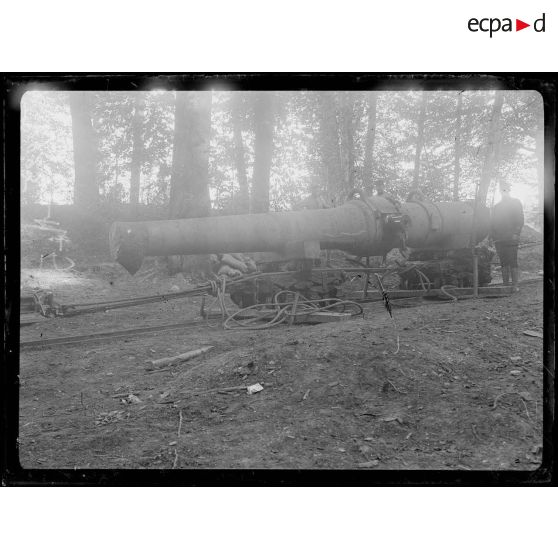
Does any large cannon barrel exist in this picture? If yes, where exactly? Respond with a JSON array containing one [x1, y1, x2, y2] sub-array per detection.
[[110, 196, 490, 274]]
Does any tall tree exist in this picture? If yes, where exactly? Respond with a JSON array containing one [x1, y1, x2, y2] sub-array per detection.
[[535, 111, 544, 230], [317, 92, 343, 204], [251, 92, 274, 213], [129, 95, 145, 209], [21, 92, 75, 205], [363, 91, 378, 193], [230, 93, 250, 213], [69, 92, 99, 209], [346, 92, 357, 192], [169, 91, 212, 219], [23, 89, 544, 229], [337, 91, 356, 194], [453, 92, 463, 201], [477, 90, 504, 206], [412, 92, 428, 191]]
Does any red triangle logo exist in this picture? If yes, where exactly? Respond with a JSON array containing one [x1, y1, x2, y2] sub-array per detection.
[[516, 19, 530, 31]]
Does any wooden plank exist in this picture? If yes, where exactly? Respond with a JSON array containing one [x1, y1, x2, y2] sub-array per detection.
[[295, 311, 353, 324], [145, 346, 214, 370]]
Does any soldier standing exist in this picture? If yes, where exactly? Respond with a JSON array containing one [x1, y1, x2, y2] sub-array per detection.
[[490, 182, 524, 291]]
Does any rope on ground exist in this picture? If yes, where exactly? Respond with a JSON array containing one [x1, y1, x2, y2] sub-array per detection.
[[221, 290, 364, 330], [440, 284, 459, 302], [202, 276, 230, 326], [415, 269, 432, 292]]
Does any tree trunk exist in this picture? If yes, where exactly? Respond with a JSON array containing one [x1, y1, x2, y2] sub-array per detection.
[[412, 92, 428, 190], [230, 94, 250, 213], [167, 91, 212, 276], [251, 92, 274, 214], [477, 91, 504, 206], [535, 116, 544, 231], [317, 92, 343, 205], [169, 91, 212, 219], [129, 95, 145, 210], [342, 92, 356, 193], [363, 91, 378, 194], [453, 92, 463, 201], [69, 92, 99, 209]]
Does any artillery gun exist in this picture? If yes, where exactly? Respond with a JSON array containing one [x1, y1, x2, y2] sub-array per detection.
[[110, 194, 491, 307]]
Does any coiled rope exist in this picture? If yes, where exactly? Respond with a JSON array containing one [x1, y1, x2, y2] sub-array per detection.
[[221, 289, 364, 330]]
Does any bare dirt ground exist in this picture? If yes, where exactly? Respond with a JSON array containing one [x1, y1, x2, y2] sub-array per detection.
[[19, 261, 544, 471]]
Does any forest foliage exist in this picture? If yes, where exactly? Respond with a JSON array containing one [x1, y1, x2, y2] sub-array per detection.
[[21, 88, 544, 225]]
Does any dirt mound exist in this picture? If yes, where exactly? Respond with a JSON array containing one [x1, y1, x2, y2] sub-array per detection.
[[19, 279, 544, 470]]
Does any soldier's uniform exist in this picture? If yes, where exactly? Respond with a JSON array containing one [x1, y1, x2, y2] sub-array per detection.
[[491, 191, 524, 290]]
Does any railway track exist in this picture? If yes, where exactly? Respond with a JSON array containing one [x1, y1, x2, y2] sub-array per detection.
[[20, 318, 211, 350], [20, 278, 542, 350]]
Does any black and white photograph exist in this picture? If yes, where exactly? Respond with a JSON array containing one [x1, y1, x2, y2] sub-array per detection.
[[10, 77, 550, 475], [2, 1, 557, 555]]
